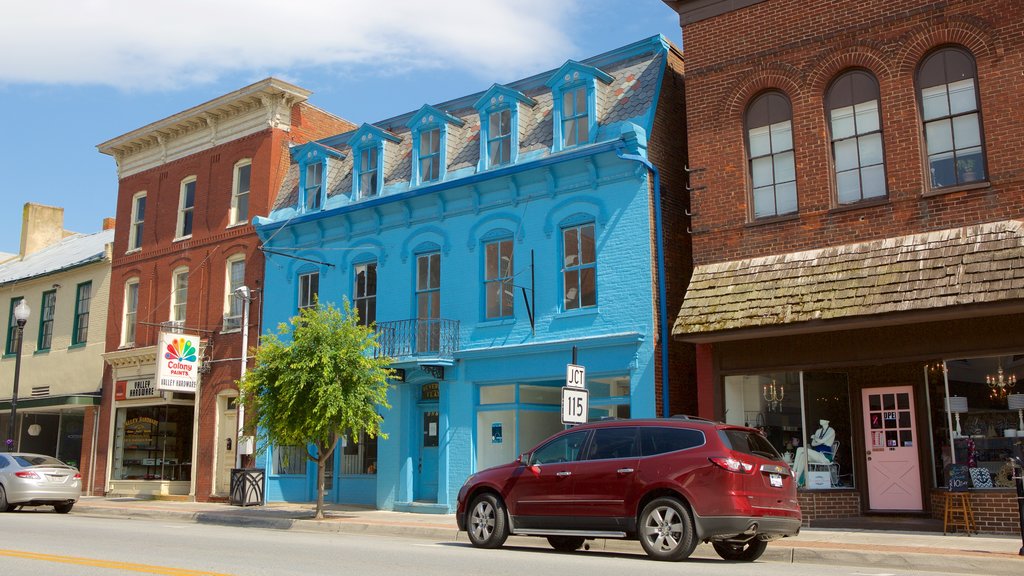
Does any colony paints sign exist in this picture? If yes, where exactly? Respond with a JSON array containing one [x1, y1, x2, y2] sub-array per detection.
[[155, 332, 201, 393]]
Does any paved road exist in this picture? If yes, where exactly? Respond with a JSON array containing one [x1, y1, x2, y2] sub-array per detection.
[[0, 512, 980, 576]]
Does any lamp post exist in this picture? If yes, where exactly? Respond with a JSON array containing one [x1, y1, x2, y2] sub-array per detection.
[[6, 300, 31, 452], [232, 286, 254, 469]]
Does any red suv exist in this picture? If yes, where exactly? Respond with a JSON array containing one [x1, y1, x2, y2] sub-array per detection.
[[456, 416, 801, 561]]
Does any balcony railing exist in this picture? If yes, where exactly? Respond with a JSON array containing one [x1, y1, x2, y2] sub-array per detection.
[[375, 318, 459, 360]]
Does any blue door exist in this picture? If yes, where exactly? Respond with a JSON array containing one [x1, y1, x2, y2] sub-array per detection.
[[416, 408, 439, 501]]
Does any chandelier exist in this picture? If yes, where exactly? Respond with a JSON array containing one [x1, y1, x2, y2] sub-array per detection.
[[987, 358, 1017, 399], [763, 379, 784, 412]]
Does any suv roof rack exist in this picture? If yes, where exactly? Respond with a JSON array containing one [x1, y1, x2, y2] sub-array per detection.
[[669, 414, 716, 423]]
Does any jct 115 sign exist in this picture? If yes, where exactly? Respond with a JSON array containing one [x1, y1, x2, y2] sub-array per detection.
[[155, 332, 201, 393]]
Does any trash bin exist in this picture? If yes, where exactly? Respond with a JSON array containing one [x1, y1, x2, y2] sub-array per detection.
[[230, 468, 265, 507]]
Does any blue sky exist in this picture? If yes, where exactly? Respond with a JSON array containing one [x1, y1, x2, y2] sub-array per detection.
[[0, 1, 680, 253]]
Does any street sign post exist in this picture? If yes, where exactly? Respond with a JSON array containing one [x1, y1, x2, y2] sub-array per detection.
[[566, 363, 585, 389], [561, 387, 589, 425]]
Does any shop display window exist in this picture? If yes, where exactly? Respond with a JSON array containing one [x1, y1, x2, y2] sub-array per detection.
[[112, 405, 194, 481], [724, 372, 854, 488], [931, 355, 1022, 488]]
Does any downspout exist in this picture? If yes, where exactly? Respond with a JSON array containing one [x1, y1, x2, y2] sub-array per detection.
[[614, 144, 671, 418]]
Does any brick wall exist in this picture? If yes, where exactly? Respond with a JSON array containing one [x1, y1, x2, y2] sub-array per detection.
[[678, 0, 1024, 266], [647, 46, 697, 417], [930, 488, 1021, 535], [98, 100, 352, 501], [799, 489, 861, 525]]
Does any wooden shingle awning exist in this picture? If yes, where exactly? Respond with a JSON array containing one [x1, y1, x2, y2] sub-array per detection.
[[673, 220, 1024, 342]]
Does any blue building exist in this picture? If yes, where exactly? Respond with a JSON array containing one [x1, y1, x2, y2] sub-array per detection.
[[253, 36, 691, 512]]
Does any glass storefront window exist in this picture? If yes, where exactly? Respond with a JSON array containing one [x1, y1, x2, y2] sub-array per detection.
[[112, 405, 194, 481], [724, 372, 854, 489], [476, 376, 631, 472], [933, 355, 1022, 488]]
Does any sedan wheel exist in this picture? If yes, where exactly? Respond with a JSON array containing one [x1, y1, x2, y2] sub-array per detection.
[[638, 497, 697, 561], [466, 493, 509, 549], [0, 485, 9, 512], [713, 538, 768, 562], [54, 502, 74, 514]]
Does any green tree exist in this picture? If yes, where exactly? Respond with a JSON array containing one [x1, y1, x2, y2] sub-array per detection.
[[239, 299, 392, 519]]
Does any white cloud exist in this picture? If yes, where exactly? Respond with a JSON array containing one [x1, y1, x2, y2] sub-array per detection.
[[0, 0, 580, 89]]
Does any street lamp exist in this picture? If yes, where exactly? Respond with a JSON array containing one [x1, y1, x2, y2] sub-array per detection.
[[6, 299, 30, 452], [232, 285, 255, 468]]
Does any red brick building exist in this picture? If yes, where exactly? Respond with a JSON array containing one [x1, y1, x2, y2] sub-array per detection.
[[664, 0, 1023, 531], [94, 79, 354, 500]]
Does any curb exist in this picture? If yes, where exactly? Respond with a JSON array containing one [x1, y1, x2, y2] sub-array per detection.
[[73, 505, 1023, 575]]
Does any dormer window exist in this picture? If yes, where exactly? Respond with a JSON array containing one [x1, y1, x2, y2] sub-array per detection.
[[305, 162, 323, 210], [474, 85, 536, 171], [357, 147, 378, 198], [561, 86, 588, 147], [547, 60, 613, 152], [487, 109, 512, 166], [292, 141, 344, 213], [349, 123, 401, 200], [408, 105, 464, 186]]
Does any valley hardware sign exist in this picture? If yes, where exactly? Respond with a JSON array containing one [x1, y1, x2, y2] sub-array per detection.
[[155, 332, 201, 393]]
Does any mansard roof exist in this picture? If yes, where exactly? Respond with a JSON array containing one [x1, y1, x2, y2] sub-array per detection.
[[267, 35, 675, 215]]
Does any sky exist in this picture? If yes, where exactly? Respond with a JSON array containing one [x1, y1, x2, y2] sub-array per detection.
[[0, 0, 681, 254]]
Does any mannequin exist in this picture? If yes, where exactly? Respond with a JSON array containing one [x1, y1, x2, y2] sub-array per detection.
[[791, 419, 836, 486]]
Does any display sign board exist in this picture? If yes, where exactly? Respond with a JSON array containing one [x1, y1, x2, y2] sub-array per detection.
[[947, 464, 971, 492], [155, 332, 201, 393], [115, 379, 159, 401], [561, 387, 589, 425], [566, 364, 585, 389]]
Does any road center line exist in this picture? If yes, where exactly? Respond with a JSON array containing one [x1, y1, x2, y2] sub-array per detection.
[[0, 549, 232, 576]]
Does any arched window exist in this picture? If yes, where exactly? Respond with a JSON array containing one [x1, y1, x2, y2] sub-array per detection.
[[828, 70, 886, 204], [918, 47, 986, 189], [746, 92, 797, 219]]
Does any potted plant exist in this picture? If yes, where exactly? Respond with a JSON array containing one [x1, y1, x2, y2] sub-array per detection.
[[957, 157, 978, 182]]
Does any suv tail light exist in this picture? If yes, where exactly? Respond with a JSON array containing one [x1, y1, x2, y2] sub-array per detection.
[[15, 470, 42, 479], [709, 456, 755, 474]]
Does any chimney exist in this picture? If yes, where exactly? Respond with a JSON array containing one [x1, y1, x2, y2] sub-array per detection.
[[103, 217, 116, 231], [20, 203, 65, 257]]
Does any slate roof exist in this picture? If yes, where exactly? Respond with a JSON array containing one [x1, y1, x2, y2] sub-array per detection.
[[673, 220, 1024, 338], [271, 37, 667, 212], [0, 229, 113, 285]]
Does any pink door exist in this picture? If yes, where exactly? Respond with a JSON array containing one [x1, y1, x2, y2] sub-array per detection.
[[862, 386, 922, 511]]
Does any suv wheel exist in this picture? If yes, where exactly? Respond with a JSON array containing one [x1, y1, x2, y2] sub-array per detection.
[[638, 497, 697, 561], [547, 536, 585, 551], [712, 538, 768, 562], [466, 493, 509, 549]]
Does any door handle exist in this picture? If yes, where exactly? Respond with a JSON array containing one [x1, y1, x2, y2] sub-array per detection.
[[617, 468, 634, 474], [418, 458, 422, 474], [226, 437, 232, 451], [556, 471, 572, 477]]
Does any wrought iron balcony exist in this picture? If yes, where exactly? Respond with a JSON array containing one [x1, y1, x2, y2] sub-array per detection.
[[374, 318, 459, 360]]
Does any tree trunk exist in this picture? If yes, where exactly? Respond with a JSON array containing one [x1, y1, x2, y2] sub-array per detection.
[[315, 446, 326, 520]]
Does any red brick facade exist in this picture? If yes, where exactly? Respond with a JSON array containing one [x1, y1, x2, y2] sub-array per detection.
[[93, 91, 353, 500], [675, 0, 1023, 265], [664, 0, 1024, 533], [647, 48, 697, 418]]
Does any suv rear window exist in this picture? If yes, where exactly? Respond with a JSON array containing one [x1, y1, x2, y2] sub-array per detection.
[[640, 427, 705, 456], [719, 429, 784, 461]]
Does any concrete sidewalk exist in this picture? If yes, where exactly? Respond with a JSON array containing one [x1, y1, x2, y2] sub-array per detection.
[[70, 496, 1024, 575]]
